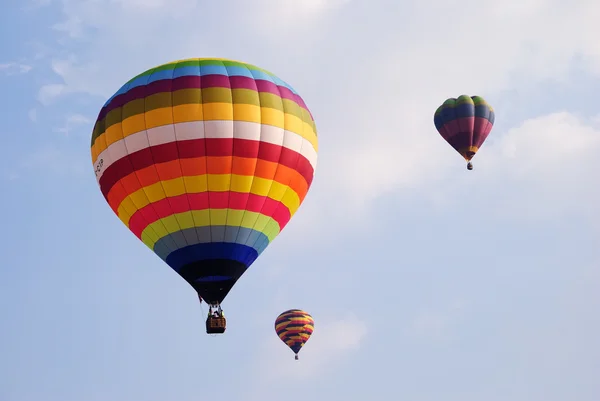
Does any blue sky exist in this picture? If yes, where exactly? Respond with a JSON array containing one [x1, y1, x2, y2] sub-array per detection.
[[1, 0, 599, 400]]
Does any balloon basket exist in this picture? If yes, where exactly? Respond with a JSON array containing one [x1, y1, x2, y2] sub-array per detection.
[[295, 354, 299, 360], [206, 316, 227, 334]]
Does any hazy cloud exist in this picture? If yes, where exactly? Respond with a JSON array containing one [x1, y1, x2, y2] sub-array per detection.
[[53, 113, 92, 136], [28, 108, 37, 122], [0, 62, 32, 75]]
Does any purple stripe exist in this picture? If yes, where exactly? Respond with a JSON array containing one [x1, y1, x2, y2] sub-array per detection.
[[473, 117, 493, 148], [440, 120, 460, 140], [97, 75, 309, 122], [455, 116, 475, 137]]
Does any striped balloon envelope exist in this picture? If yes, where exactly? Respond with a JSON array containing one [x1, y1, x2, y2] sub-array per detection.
[[275, 309, 315, 360], [91, 58, 318, 308], [433, 95, 494, 169]]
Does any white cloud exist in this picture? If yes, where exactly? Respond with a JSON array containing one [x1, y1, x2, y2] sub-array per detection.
[[28, 108, 37, 122], [37, 83, 67, 105], [23, 0, 52, 10], [19, 145, 87, 177], [246, 0, 351, 34], [0, 62, 32, 75], [388, 0, 600, 89], [21, 146, 64, 169], [52, 14, 84, 38], [39, 0, 354, 100], [409, 300, 467, 342], [53, 113, 92, 136], [3, 171, 20, 181]]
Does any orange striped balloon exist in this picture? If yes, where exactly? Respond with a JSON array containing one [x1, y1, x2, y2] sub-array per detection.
[[275, 309, 314, 360]]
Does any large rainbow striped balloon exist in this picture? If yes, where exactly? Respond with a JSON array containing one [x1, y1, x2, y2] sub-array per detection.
[[91, 58, 318, 305]]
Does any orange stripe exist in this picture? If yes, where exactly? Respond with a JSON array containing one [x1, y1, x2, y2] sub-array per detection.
[[105, 156, 309, 212]]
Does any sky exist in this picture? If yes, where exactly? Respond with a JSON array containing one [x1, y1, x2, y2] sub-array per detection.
[[1, 0, 599, 400]]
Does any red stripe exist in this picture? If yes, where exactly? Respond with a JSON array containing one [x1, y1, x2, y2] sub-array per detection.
[[97, 75, 309, 121], [99, 138, 313, 199], [128, 192, 292, 239]]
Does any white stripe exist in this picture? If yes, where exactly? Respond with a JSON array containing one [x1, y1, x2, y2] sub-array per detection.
[[148, 124, 176, 146], [108, 139, 128, 163], [174, 121, 205, 141], [233, 121, 261, 141], [204, 120, 234, 139], [282, 130, 303, 154], [258, 124, 285, 146], [94, 121, 318, 182], [104, 141, 127, 182], [124, 130, 150, 154]]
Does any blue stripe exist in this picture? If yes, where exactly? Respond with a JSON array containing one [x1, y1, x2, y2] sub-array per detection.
[[152, 226, 270, 262], [225, 65, 255, 78], [271, 75, 297, 94], [248, 68, 276, 84], [475, 105, 493, 121], [435, 100, 495, 130], [433, 110, 445, 130], [200, 63, 229, 76], [147, 69, 176, 84], [172, 65, 199, 78], [104, 74, 151, 106], [455, 102, 475, 118], [103, 80, 132, 107], [166, 242, 259, 270], [440, 105, 457, 125]]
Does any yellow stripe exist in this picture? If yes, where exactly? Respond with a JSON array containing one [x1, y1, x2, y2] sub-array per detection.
[[458, 145, 479, 161], [92, 134, 108, 166], [116, 174, 301, 226], [140, 209, 280, 249], [261, 187, 298, 252], [91, 104, 318, 162], [284, 335, 310, 343], [276, 322, 313, 331], [114, 193, 162, 250]]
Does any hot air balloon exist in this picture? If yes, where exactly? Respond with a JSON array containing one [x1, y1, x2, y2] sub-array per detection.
[[433, 95, 494, 170], [275, 309, 314, 360], [90, 58, 318, 334]]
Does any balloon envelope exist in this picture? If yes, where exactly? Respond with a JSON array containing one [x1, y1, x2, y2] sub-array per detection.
[[91, 58, 318, 304], [275, 309, 314, 357], [433, 95, 494, 161]]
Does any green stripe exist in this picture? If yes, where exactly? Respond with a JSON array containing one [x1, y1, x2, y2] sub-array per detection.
[[456, 95, 474, 105], [126, 59, 278, 84], [471, 96, 488, 106], [435, 95, 492, 116]]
